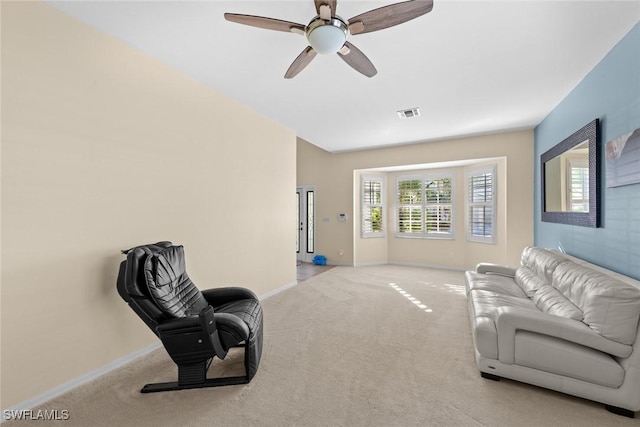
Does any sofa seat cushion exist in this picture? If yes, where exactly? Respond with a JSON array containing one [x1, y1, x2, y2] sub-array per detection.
[[465, 271, 527, 298], [515, 331, 624, 388], [552, 263, 640, 345], [468, 290, 538, 359], [470, 290, 537, 318]]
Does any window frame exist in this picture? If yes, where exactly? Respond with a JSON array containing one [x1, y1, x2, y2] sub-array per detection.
[[361, 175, 385, 238], [395, 173, 455, 239], [465, 165, 497, 244]]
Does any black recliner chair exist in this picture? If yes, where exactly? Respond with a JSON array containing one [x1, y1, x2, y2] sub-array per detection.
[[116, 241, 263, 393]]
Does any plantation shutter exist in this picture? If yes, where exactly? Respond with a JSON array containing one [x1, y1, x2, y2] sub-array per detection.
[[397, 178, 423, 234], [362, 176, 384, 237], [396, 175, 454, 238], [467, 166, 496, 243]]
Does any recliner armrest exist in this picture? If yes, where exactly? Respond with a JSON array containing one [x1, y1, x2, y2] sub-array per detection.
[[156, 316, 201, 334], [202, 287, 259, 307], [214, 313, 250, 343], [495, 306, 633, 364], [156, 306, 217, 335], [156, 306, 228, 360], [476, 263, 517, 277]]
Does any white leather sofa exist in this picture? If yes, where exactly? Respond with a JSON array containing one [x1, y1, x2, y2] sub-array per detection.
[[465, 246, 640, 417]]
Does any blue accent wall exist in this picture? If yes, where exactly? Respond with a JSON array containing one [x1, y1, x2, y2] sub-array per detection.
[[534, 22, 640, 280]]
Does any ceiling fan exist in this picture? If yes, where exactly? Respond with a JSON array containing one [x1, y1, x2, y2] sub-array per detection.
[[224, 0, 434, 78]]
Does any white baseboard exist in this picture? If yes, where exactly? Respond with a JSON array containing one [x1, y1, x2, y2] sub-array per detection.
[[351, 261, 466, 271], [259, 280, 299, 301], [353, 261, 387, 267], [2, 341, 162, 419], [388, 261, 467, 272], [301, 261, 455, 270]]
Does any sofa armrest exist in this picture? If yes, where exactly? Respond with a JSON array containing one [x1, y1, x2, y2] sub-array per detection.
[[475, 263, 517, 277], [496, 306, 633, 364]]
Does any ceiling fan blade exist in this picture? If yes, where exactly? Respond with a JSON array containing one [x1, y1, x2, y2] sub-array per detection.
[[224, 13, 305, 34], [348, 0, 433, 35], [314, 0, 338, 16], [284, 47, 318, 79], [337, 41, 377, 78]]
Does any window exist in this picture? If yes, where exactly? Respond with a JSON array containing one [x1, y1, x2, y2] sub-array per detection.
[[396, 175, 453, 238], [466, 166, 496, 244], [307, 190, 314, 252], [361, 175, 384, 237]]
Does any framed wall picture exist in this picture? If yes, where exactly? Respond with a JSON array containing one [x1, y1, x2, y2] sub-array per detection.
[[606, 127, 640, 188]]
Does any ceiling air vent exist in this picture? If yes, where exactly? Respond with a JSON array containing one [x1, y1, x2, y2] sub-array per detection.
[[397, 107, 420, 119]]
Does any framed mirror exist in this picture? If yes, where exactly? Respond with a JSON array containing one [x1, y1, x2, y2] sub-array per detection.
[[541, 118, 600, 227]]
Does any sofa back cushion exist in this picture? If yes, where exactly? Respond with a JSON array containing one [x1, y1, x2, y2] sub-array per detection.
[[520, 247, 569, 283], [515, 267, 548, 298], [532, 285, 583, 320], [552, 263, 640, 345]]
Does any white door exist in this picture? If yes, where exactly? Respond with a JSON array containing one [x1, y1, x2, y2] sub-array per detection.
[[296, 186, 315, 263]]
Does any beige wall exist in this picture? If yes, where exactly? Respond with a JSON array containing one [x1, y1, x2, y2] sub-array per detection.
[[1, 2, 296, 407], [297, 139, 355, 265], [382, 159, 508, 269], [298, 130, 534, 269]]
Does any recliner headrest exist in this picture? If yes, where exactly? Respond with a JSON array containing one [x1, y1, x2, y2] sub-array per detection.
[[143, 245, 208, 318], [120, 241, 173, 299]]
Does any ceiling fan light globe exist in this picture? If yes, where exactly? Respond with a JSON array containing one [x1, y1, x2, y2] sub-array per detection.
[[306, 18, 347, 55]]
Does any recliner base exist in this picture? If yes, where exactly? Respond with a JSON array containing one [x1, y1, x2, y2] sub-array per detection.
[[140, 375, 250, 393], [140, 354, 253, 393]]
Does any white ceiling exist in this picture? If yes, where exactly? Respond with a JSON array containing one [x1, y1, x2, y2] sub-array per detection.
[[48, 1, 640, 153]]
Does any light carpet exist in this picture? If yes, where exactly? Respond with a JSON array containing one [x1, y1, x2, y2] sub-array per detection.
[[6, 265, 638, 426]]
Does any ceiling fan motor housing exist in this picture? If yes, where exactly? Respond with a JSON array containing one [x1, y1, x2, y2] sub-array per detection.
[[306, 16, 348, 54]]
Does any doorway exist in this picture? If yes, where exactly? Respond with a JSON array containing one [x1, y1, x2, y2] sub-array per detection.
[[296, 186, 315, 263]]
